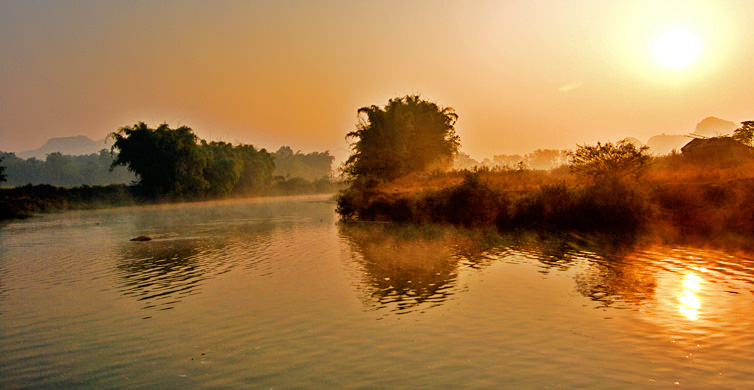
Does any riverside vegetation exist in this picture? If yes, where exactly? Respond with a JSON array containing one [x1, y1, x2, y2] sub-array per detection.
[[0, 122, 339, 220], [336, 95, 754, 245]]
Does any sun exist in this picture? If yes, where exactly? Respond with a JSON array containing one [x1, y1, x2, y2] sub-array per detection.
[[653, 28, 702, 69]]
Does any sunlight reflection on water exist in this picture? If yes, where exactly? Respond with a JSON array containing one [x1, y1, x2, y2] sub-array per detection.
[[680, 272, 702, 320]]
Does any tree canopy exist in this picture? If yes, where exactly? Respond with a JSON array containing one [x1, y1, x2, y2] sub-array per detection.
[[273, 146, 334, 181], [0, 150, 135, 187], [732, 121, 754, 147], [344, 95, 460, 181], [111, 122, 208, 197], [110, 122, 275, 198], [0, 157, 6, 184], [568, 139, 651, 181]]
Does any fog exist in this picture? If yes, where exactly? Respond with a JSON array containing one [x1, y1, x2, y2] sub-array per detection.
[[1, 1, 753, 159]]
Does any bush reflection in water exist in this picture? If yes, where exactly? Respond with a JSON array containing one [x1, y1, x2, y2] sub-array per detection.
[[340, 223, 754, 319]]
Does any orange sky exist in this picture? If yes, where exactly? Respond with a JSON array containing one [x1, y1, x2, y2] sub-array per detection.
[[1, 1, 752, 162]]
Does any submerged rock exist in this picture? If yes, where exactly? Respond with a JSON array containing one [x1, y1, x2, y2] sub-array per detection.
[[130, 235, 152, 242]]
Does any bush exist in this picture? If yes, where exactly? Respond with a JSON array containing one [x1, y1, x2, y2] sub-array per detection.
[[568, 139, 651, 181], [428, 172, 507, 227]]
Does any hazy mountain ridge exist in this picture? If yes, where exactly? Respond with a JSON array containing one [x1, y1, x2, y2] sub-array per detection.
[[18, 136, 110, 160], [13, 116, 741, 164], [646, 117, 739, 155]]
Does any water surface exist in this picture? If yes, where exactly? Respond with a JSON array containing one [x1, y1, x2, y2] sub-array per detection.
[[1, 195, 753, 388]]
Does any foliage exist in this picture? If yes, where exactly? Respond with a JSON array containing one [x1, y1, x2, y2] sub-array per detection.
[[273, 146, 334, 181], [0, 156, 6, 184], [1, 184, 136, 220], [344, 95, 460, 182], [732, 121, 754, 147], [568, 139, 651, 181], [492, 153, 525, 168], [111, 122, 209, 197], [0, 150, 135, 187], [110, 122, 280, 198], [429, 172, 507, 227], [233, 144, 275, 195], [201, 141, 244, 197], [524, 149, 566, 170]]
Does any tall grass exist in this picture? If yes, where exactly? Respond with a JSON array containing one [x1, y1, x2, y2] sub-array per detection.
[[337, 152, 754, 240]]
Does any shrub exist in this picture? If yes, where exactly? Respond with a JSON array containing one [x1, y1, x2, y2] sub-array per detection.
[[568, 139, 651, 181]]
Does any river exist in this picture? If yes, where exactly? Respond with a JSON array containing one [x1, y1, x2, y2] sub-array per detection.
[[1, 194, 753, 389]]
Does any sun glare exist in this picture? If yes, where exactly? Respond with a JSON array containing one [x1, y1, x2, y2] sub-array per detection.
[[653, 28, 702, 69]]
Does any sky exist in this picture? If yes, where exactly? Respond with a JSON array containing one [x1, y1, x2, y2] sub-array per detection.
[[1, 0, 753, 162]]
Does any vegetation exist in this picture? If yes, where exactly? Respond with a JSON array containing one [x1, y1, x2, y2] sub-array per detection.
[[0, 184, 136, 220], [337, 99, 754, 242], [272, 146, 334, 181], [1, 122, 339, 220], [567, 139, 651, 181], [0, 150, 134, 187], [112, 123, 218, 197], [0, 156, 6, 184], [732, 121, 754, 146], [344, 95, 460, 182]]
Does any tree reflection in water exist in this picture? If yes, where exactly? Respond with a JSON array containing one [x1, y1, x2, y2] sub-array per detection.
[[116, 238, 223, 312], [339, 223, 510, 314], [114, 220, 277, 314], [340, 224, 661, 313]]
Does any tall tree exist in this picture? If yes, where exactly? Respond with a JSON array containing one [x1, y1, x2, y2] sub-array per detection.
[[201, 141, 244, 197], [110, 122, 208, 197], [233, 144, 275, 194], [344, 95, 460, 181]]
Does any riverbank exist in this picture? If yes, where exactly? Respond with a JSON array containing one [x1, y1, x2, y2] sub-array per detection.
[[1, 178, 341, 221], [336, 154, 754, 244]]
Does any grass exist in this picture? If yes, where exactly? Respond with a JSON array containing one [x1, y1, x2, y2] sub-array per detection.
[[337, 152, 754, 242]]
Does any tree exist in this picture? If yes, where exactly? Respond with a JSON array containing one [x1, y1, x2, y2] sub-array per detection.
[[0, 156, 6, 184], [344, 95, 460, 181], [568, 139, 651, 180], [273, 146, 334, 181], [110, 122, 208, 197], [229, 144, 275, 195], [732, 121, 754, 146], [201, 141, 244, 196], [43, 152, 77, 186], [525, 149, 563, 170]]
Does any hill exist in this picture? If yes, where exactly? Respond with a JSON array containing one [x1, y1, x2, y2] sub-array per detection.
[[18, 136, 109, 159]]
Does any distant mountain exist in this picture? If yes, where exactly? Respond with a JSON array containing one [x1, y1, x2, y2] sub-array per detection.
[[17, 136, 110, 159], [646, 117, 739, 155], [646, 134, 690, 155], [694, 117, 737, 137]]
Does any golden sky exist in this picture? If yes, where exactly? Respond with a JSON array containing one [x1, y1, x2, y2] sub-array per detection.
[[1, 0, 752, 161]]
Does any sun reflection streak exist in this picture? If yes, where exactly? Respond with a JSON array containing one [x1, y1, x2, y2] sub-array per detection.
[[679, 272, 702, 321]]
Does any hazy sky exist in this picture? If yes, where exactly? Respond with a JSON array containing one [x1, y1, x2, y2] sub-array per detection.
[[1, 0, 752, 161]]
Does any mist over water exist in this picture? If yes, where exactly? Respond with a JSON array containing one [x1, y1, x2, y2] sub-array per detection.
[[1, 196, 753, 389]]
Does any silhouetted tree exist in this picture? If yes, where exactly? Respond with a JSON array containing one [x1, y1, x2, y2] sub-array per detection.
[[0, 156, 6, 184], [568, 139, 650, 181], [110, 122, 208, 197], [0, 150, 134, 187], [231, 144, 275, 195], [732, 121, 754, 146], [492, 154, 525, 168], [43, 152, 77, 185], [344, 95, 460, 181], [525, 149, 563, 170], [201, 141, 243, 196], [273, 146, 334, 181]]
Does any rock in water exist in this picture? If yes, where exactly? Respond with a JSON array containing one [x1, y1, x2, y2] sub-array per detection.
[[130, 235, 152, 242]]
